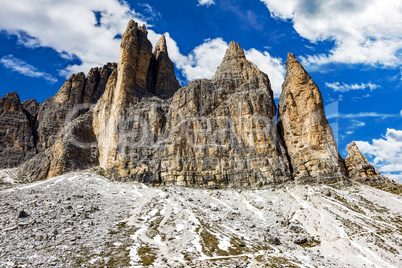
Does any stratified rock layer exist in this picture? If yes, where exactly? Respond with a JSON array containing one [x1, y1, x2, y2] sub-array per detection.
[[18, 63, 116, 181], [94, 36, 291, 186], [345, 142, 391, 184], [277, 53, 347, 183], [154, 41, 290, 186], [0, 92, 36, 168]]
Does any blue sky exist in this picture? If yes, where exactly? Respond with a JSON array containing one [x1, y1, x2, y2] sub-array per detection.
[[0, 0, 401, 182]]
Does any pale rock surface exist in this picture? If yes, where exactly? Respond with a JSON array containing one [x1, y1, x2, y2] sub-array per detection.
[[345, 142, 392, 184], [277, 53, 347, 183], [0, 172, 401, 267]]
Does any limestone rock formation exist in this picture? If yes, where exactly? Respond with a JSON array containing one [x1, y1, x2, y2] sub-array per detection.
[[22, 99, 40, 128], [0, 19, 392, 187], [156, 41, 291, 186], [150, 35, 181, 98], [345, 142, 391, 184], [0, 92, 36, 168], [94, 36, 291, 186], [277, 53, 347, 183], [17, 63, 116, 181], [36, 63, 116, 152], [93, 20, 181, 181]]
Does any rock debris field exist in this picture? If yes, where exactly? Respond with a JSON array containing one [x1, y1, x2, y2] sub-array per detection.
[[0, 170, 401, 267]]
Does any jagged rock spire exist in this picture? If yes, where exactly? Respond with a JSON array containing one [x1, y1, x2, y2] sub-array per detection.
[[345, 142, 391, 184], [277, 53, 347, 183], [213, 41, 272, 94], [154, 34, 168, 57], [93, 20, 180, 176], [222, 41, 246, 61], [150, 34, 180, 97]]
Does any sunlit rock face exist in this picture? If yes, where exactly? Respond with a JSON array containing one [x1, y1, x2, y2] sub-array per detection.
[[94, 27, 290, 186], [277, 53, 347, 184], [155, 41, 291, 186]]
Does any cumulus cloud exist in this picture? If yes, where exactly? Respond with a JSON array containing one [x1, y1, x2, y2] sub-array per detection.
[[0, 0, 147, 77], [260, 0, 402, 67], [0, 54, 57, 83], [0, 0, 284, 93], [356, 128, 402, 182], [198, 0, 215, 7], [325, 82, 381, 92]]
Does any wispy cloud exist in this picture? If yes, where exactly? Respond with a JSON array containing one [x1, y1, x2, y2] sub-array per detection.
[[350, 119, 366, 127], [198, 0, 215, 7], [0, 54, 57, 83], [138, 3, 161, 21], [325, 82, 381, 92], [261, 0, 402, 67], [327, 112, 398, 120]]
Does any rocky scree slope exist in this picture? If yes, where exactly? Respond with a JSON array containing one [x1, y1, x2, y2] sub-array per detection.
[[0, 19, 392, 187], [0, 171, 401, 267]]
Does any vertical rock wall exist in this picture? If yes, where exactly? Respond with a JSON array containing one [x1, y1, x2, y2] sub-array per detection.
[[277, 53, 347, 183]]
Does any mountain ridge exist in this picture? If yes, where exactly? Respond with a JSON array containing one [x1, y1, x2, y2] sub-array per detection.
[[0, 20, 394, 187]]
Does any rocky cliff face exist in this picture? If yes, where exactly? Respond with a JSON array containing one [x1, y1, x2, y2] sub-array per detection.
[[17, 63, 116, 181], [0, 92, 36, 168], [0, 20, 390, 186], [277, 53, 347, 183], [155, 41, 291, 186]]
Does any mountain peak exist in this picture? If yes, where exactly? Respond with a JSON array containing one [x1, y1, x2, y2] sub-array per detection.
[[223, 41, 246, 61], [154, 35, 168, 57]]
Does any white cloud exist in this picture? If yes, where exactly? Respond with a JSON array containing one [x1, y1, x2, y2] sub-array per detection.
[[325, 82, 381, 92], [0, 54, 57, 83], [198, 0, 215, 7], [168, 37, 229, 81], [328, 112, 398, 120], [400, 110, 402, 116], [0, 0, 147, 77], [356, 128, 402, 183], [350, 120, 366, 128], [260, 0, 402, 67], [0, 0, 284, 93]]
